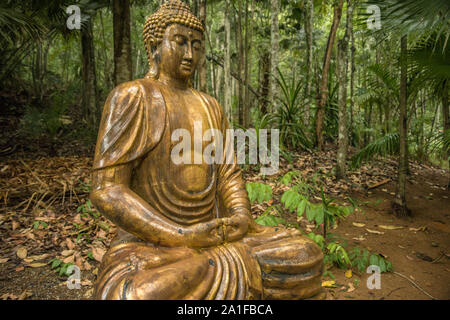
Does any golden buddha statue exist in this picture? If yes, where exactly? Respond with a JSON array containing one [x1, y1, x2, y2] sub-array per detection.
[[90, 0, 323, 300]]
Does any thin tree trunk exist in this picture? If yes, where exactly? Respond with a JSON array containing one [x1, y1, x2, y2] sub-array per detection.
[[236, 0, 245, 126], [269, 0, 279, 112], [224, 0, 232, 123], [442, 79, 449, 186], [113, 0, 132, 86], [243, 0, 253, 128], [304, 0, 314, 128], [260, 50, 271, 114], [336, 0, 353, 180], [396, 35, 409, 216], [349, 19, 355, 145], [99, 11, 112, 89], [198, 0, 207, 92], [81, 16, 98, 128], [315, 0, 344, 151]]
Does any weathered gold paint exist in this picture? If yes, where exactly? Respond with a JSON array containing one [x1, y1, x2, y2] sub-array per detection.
[[90, 0, 323, 300]]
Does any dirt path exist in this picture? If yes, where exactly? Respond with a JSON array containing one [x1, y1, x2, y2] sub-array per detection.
[[323, 166, 450, 300]]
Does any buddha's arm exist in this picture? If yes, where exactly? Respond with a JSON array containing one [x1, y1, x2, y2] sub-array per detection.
[[90, 163, 224, 248], [216, 109, 264, 239]]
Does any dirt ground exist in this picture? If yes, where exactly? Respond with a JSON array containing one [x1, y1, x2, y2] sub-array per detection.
[[322, 167, 450, 300], [0, 150, 449, 300]]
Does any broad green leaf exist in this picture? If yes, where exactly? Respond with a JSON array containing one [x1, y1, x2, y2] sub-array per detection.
[[369, 254, 379, 266]]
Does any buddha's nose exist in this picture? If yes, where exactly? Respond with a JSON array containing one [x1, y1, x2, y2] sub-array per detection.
[[184, 43, 193, 61]]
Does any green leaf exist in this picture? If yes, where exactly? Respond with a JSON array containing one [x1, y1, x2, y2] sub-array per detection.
[[50, 259, 62, 269], [305, 204, 316, 221], [379, 257, 387, 273], [315, 207, 324, 225], [369, 254, 379, 266], [297, 199, 307, 217], [255, 214, 285, 227]]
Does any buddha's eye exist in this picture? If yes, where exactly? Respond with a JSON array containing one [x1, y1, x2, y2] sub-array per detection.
[[174, 36, 186, 45], [192, 41, 201, 50]]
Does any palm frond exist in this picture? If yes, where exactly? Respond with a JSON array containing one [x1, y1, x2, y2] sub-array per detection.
[[360, 0, 450, 48], [351, 133, 400, 168]]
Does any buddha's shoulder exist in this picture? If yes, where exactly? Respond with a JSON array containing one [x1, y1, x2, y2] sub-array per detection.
[[109, 78, 161, 96], [193, 89, 218, 104]]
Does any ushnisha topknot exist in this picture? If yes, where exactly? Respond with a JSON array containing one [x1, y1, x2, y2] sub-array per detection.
[[143, 0, 205, 68]]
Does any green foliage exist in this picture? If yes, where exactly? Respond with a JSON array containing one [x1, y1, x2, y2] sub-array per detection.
[[306, 232, 325, 250], [33, 220, 48, 230], [254, 209, 287, 227], [19, 95, 68, 140], [325, 242, 351, 269], [273, 68, 313, 150], [48, 259, 75, 277], [76, 200, 100, 219], [77, 180, 92, 193], [280, 184, 353, 237], [349, 247, 393, 273], [245, 182, 273, 204], [351, 133, 400, 168]]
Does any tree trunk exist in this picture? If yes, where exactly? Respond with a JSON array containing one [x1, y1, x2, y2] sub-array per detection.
[[224, 0, 232, 123], [81, 16, 98, 128], [442, 80, 449, 187], [315, 0, 344, 151], [243, 0, 253, 128], [304, 0, 314, 128], [269, 0, 279, 112], [260, 50, 271, 114], [396, 35, 409, 216], [336, 0, 353, 180], [349, 18, 355, 146], [198, 0, 207, 92], [236, 0, 245, 126], [113, 0, 132, 86]]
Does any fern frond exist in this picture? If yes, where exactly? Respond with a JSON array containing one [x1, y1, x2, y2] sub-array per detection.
[[351, 133, 400, 168]]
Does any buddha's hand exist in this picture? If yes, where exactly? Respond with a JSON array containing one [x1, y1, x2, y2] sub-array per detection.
[[222, 211, 250, 242], [183, 219, 224, 248]]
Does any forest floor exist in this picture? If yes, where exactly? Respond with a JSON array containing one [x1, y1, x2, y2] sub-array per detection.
[[0, 138, 449, 300]]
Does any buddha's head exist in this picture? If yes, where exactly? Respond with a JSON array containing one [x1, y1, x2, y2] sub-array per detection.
[[143, 0, 205, 83]]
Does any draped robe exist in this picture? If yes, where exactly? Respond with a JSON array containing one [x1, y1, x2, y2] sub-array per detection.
[[91, 78, 323, 300]]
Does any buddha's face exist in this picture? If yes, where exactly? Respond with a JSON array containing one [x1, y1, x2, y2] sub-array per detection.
[[158, 23, 203, 81]]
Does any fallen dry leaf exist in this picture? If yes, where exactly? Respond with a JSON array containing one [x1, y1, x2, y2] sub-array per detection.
[[352, 236, 366, 241], [28, 253, 50, 261], [61, 250, 74, 257], [92, 247, 106, 262], [1, 293, 18, 300], [378, 225, 404, 230], [81, 279, 93, 286], [352, 222, 365, 228], [346, 283, 356, 293], [63, 255, 75, 264], [322, 280, 336, 288], [409, 226, 426, 232], [0, 258, 9, 263], [11, 221, 20, 231], [18, 290, 33, 300], [16, 247, 27, 259], [25, 262, 47, 268], [66, 238, 75, 250], [366, 229, 384, 235], [84, 288, 94, 298], [345, 270, 352, 278]]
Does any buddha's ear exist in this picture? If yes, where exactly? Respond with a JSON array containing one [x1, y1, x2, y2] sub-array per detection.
[[145, 37, 160, 79]]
